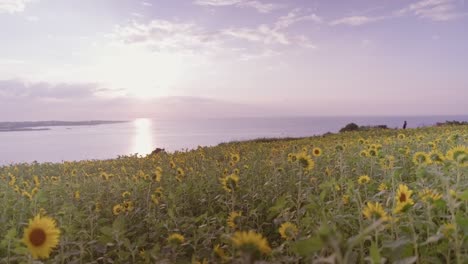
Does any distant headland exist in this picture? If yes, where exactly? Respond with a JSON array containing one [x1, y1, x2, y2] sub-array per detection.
[[0, 120, 128, 132]]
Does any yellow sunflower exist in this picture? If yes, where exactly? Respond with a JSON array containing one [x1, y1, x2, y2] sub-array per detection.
[[278, 222, 299, 240], [227, 211, 242, 229], [358, 175, 371, 185], [419, 188, 442, 203], [220, 174, 239, 193], [231, 230, 271, 256], [168, 233, 185, 246], [394, 184, 414, 213], [22, 215, 61, 259], [113, 204, 123, 216], [312, 147, 322, 157], [296, 153, 315, 171], [412, 152, 431, 166], [362, 202, 389, 221], [429, 151, 445, 164], [446, 145, 467, 167]]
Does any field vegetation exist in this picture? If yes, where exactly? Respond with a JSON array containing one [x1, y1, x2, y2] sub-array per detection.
[[0, 125, 467, 263]]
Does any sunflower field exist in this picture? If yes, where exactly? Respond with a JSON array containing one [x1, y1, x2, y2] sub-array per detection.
[[0, 125, 467, 263]]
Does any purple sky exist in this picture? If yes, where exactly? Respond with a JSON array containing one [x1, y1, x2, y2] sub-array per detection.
[[0, 0, 467, 120]]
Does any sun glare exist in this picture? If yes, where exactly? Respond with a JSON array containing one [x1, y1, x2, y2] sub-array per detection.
[[132, 118, 154, 155]]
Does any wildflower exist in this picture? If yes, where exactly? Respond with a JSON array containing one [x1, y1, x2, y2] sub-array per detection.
[[287, 153, 297, 162], [168, 233, 185, 246], [369, 149, 378, 157], [372, 181, 385, 192], [360, 150, 369, 157], [113, 204, 123, 216], [394, 184, 414, 213], [231, 230, 271, 255], [312, 147, 322, 157], [342, 194, 350, 205], [122, 191, 131, 198], [153, 169, 162, 182], [122, 201, 134, 212], [362, 202, 389, 221], [22, 215, 60, 259], [446, 145, 467, 167], [296, 153, 315, 171], [214, 244, 229, 262], [227, 211, 242, 229], [440, 223, 456, 238], [278, 222, 299, 240], [412, 152, 431, 166], [429, 151, 445, 164], [419, 188, 442, 203], [151, 187, 163, 205], [358, 175, 371, 185], [379, 155, 395, 170], [74, 191, 80, 200], [231, 153, 240, 163], [221, 174, 239, 193]]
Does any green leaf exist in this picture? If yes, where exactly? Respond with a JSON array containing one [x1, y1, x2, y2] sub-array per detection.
[[394, 256, 418, 264], [459, 189, 468, 201], [292, 236, 323, 257], [370, 241, 381, 264]]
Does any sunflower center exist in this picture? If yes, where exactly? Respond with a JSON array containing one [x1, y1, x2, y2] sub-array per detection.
[[29, 228, 47, 246], [399, 193, 407, 202]]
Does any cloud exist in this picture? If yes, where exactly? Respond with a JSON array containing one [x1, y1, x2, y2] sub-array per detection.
[[396, 0, 467, 21], [222, 9, 321, 46], [110, 20, 221, 55], [194, 0, 283, 13], [0, 79, 100, 99], [330, 15, 386, 26], [0, 0, 34, 14]]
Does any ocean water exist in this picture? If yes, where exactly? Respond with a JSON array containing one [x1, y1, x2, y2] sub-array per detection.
[[0, 116, 466, 165]]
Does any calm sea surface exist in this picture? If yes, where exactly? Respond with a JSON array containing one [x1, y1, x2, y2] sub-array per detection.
[[1, 116, 467, 165]]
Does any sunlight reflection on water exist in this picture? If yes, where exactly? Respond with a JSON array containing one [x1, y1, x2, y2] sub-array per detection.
[[131, 118, 154, 155]]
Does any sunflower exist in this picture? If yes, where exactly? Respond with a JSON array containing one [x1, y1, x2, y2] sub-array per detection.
[[312, 147, 322, 157], [359, 150, 369, 157], [397, 134, 406, 140], [412, 152, 431, 166], [214, 244, 229, 262], [429, 151, 445, 164], [113, 204, 123, 215], [342, 194, 350, 205], [123, 201, 134, 212], [278, 222, 299, 240], [22, 215, 61, 259], [168, 233, 185, 246], [231, 230, 271, 256], [378, 183, 388, 192], [227, 211, 242, 229], [231, 153, 240, 163], [362, 202, 389, 221], [368, 149, 378, 157], [74, 191, 80, 200], [220, 174, 239, 193], [419, 188, 442, 203], [440, 223, 456, 238], [379, 155, 395, 170], [446, 145, 467, 167], [287, 153, 297, 162], [358, 175, 371, 185], [122, 191, 131, 198], [296, 153, 315, 171], [394, 184, 414, 213]]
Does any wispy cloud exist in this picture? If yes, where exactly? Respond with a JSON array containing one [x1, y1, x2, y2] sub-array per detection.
[[194, 0, 283, 13], [0, 0, 34, 14], [396, 0, 466, 21], [223, 9, 321, 46], [329, 15, 386, 26], [110, 20, 221, 55]]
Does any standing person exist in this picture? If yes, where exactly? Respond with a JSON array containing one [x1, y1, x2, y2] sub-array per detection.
[[403, 121, 407, 129]]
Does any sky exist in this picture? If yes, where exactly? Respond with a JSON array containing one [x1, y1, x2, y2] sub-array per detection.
[[0, 0, 467, 120]]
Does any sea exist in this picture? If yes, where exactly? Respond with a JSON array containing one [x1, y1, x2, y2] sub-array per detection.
[[1, 116, 467, 165]]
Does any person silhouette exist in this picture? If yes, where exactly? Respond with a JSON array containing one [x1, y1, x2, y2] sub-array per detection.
[[403, 121, 407, 129]]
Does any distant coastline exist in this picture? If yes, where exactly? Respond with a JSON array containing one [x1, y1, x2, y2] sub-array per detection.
[[0, 120, 127, 132]]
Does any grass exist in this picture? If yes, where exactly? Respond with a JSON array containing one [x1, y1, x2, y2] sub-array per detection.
[[0, 125, 467, 263]]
